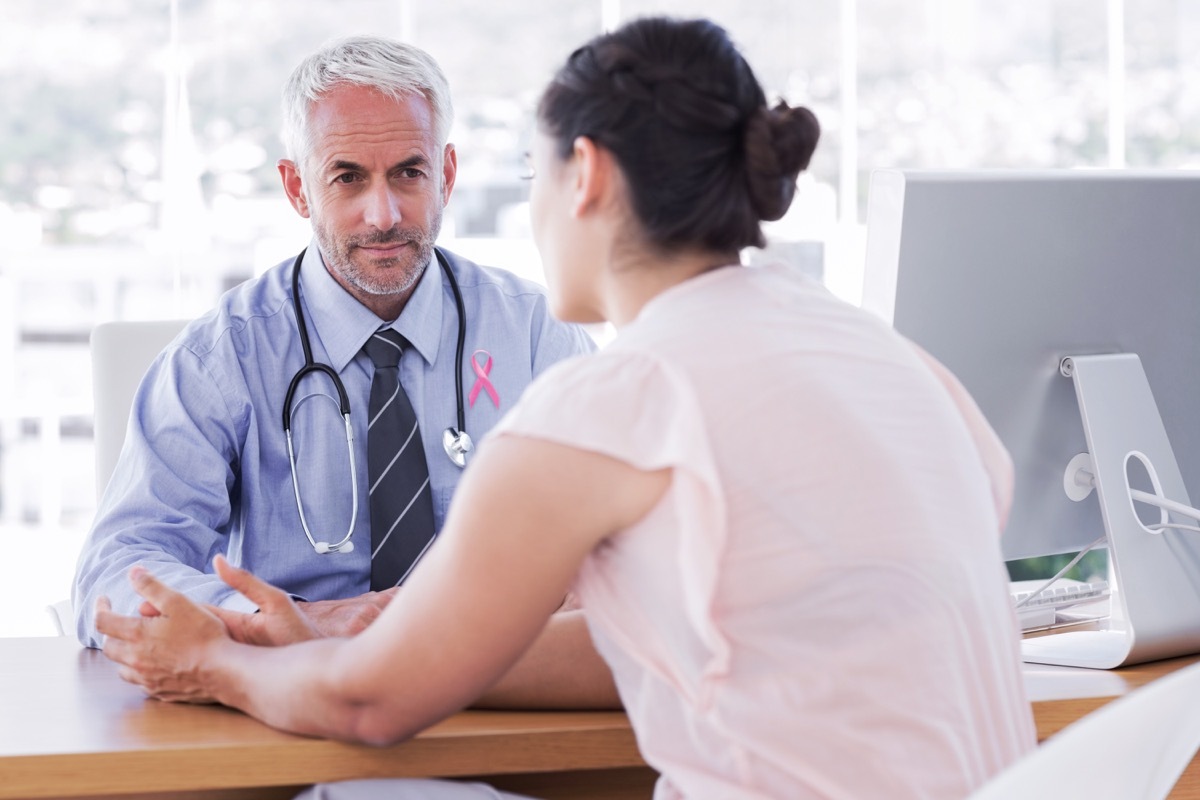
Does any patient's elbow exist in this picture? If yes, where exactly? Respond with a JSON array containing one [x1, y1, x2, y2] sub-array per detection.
[[331, 672, 418, 746], [344, 705, 418, 748], [325, 642, 458, 747]]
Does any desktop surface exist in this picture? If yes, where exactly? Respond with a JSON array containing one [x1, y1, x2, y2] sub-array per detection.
[[8, 636, 1200, 799], [0, 637, 653, 800]]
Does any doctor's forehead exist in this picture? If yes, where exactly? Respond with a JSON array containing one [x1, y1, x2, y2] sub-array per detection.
[[308, 86, 436, 139], [307, 93, 437, 165]]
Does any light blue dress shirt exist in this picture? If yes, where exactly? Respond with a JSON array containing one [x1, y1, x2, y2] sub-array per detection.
[[73, 244, 594, 646]]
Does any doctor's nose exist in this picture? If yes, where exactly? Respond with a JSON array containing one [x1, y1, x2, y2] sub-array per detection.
[[363, 184, 403, 231]]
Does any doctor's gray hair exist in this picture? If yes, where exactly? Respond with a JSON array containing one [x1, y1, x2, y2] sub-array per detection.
[[281, 35, 454, 166]]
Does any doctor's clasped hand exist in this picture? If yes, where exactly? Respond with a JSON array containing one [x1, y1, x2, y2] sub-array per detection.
[[97, 557, 326, 702], [100, 561, 321, 686], [96, 568, 231, 704], [287, 591, 399, 640]]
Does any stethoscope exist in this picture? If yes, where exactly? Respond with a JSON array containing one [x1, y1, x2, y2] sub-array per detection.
[[282, 247, 473, 555]]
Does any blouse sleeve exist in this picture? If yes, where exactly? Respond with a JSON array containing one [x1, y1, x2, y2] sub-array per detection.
[[487, 350, 732, 705]]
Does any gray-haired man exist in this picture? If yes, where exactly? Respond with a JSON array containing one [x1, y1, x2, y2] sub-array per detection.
[[75, 36, 614, 707]]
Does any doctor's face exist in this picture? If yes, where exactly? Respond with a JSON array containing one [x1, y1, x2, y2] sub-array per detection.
[[279, 84, 456, 318]]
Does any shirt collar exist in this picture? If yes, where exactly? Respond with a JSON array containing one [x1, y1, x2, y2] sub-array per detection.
[[297, 241, 444, 371]]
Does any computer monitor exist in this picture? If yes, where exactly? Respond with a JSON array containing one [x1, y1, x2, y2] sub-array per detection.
[[862, 169, 1200, 668]]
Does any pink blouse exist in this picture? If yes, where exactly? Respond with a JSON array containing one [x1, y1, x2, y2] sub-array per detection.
[[491, 264, 1036, 799]]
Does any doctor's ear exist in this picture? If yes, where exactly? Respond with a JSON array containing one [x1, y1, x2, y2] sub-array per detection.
[[278, 159, 310, 218]]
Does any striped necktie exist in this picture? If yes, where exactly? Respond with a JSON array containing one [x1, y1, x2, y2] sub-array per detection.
[[363, 329, 437, 589]]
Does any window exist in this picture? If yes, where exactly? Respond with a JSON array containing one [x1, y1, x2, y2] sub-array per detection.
[[1, 0, 1194, 635]]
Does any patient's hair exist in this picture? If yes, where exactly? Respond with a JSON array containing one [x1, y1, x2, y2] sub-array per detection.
[[537, 16, 820, 253], [282, 35, 453, 166]]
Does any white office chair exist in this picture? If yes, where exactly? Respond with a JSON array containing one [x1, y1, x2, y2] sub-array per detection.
[[971, 659, 1200, 799], [91, 320, 190, 498], [45, 319, 189, 637], [45, 599, 73, 636]]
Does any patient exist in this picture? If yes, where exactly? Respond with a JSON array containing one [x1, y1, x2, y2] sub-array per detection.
[[96, 16, 1036, 799]]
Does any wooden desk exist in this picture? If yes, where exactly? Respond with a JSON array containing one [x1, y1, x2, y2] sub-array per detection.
[[1025, 653, 1200, 799], [0, 637, 656, 800], [6, 637, 1199, 799]]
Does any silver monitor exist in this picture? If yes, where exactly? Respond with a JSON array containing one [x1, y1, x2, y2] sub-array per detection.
[[862, 169, 1200, 562], [863, 170, 1200, 667]]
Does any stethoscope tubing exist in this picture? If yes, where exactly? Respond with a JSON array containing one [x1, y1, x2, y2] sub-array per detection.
[[282, 246, 468, 554], [282, 246, 467, 433]]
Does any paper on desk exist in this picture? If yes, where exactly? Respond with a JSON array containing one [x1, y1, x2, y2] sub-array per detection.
[[1021, 662, 1130, 702]]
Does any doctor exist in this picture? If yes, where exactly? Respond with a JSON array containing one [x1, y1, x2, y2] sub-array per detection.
[[73, 35, 606, 702]]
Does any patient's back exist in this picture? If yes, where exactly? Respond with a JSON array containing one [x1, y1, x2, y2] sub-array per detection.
[[494, 262, 1035, 799]]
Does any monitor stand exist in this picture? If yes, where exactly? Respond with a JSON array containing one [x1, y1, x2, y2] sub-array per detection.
[[1020, 353, 1200, 669]]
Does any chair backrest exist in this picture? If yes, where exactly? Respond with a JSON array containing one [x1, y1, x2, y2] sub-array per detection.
[[971, 660, 1200, 799], [45, 599, 73, 636], [90, 320, 189, 500]]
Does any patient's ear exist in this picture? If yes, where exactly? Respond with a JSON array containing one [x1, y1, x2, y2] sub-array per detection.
[[570, 136, 618, 218]]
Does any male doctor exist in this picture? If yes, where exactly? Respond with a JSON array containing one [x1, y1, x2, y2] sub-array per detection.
[[73, 35, 615, 707]]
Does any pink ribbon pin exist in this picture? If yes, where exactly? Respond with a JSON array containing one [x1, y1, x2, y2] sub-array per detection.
[[468, 349, 501, 409]]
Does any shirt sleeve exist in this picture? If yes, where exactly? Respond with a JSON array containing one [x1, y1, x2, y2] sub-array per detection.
[[488, 349, 733, 707], [72, 342, 257, 648], [526, 292, 597, 378]]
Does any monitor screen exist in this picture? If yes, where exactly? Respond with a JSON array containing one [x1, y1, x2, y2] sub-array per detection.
[[862, 169, 1200, 562]]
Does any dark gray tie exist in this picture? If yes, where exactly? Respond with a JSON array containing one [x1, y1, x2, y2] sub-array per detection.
[[363, 329, 437, 590]]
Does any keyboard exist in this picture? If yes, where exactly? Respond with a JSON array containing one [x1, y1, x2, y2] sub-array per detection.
[[1009, 578, 1110, 631]]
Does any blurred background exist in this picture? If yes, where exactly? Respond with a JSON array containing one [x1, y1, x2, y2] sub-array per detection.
[[2, 0, 1198, 635]]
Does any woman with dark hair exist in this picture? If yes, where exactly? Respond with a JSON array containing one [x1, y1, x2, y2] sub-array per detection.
[[97, 17, 1035, 799]]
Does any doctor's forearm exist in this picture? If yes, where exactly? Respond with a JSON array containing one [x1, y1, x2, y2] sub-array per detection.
[[473, 610, 621, 710]]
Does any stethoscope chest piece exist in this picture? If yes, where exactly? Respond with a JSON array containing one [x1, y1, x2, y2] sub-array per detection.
[[443, 427, 474, 468]]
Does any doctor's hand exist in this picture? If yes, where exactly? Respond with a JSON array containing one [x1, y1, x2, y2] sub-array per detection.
[[96, 567, 232, 704], [293, 587, 399, 639], [204, 555, 320, 647]]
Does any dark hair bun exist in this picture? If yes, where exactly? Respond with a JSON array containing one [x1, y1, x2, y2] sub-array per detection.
[[744, 102, 821, 222], [539, 17, 822, 252]]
